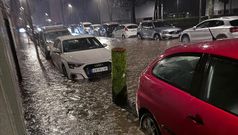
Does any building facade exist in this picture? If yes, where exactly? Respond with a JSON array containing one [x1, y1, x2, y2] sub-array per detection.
[[206, 0, 238, 16]]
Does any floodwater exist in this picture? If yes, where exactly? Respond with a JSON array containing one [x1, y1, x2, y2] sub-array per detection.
[[17, 33, 179, 135]]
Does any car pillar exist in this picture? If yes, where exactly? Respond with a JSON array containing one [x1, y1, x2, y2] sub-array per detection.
[[111, 47, 128, 107]]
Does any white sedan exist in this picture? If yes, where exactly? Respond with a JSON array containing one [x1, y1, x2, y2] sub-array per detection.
[[50, 35, 111, 80]]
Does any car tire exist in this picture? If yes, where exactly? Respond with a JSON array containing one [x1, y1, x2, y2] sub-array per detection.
[[45, 51, 51, 60], [137, 34, 143, 40], [181, 35, 190, 43], [154, 34, 160, 41], [122, 35, 126, 39], [216, 34, 227, 40], [140, 113, 160, 135], [62, 65, 69, 79]]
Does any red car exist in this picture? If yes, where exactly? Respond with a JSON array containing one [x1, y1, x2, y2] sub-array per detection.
[[136, 39, 238, 135]]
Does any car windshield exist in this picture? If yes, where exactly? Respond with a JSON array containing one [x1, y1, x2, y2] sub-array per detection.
[[127, 25, 138, 29], [45, 30, 69, 42], [63, 37, 104, 53], [154, 21, 170, 27]]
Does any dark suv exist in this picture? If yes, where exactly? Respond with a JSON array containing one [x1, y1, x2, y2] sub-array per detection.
[[99, 22, 119, 37], [137, 20, 181, 40]]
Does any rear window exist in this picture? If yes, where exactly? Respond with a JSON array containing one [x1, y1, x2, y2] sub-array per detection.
[[230, 20, 238, 26], [84, 24, 91, 27], [127, 25, 138, 29]]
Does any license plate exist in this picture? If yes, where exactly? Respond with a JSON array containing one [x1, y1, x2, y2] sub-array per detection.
[[91, 66, 108, 73]]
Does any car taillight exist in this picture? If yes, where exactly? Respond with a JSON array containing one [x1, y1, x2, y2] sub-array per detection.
[[230, 27, 238, 33], [125, 27, 128, 31]]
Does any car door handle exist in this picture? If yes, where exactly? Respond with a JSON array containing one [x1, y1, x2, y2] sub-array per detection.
[[187, 114, 204, 125]]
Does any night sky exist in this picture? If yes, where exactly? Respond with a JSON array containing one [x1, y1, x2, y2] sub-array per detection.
[[30, 0, 206, 25]]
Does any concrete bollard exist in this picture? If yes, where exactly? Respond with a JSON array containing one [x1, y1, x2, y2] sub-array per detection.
[[111, 47, 128, 107]]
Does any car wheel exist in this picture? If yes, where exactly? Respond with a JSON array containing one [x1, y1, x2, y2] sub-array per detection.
[[137, 34, 143, 40], [62, 65, 69, 79], [216, 34, 227, 40], [140, 113, 160, 135], [45, 51, 51, 60], [122, 35, 126, 39], [181, 35, 190, 43], [154, 34, 160, 41]]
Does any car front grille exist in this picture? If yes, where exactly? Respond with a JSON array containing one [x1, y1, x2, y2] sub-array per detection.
[[84, 62, 111, 78]]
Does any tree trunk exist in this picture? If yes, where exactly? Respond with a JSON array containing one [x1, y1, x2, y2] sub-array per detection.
[[208, 0, 215, 18], [131, 0, 136, 23], [154, 0, 158, 20]]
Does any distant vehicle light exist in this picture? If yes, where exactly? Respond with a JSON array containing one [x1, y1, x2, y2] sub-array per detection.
[[19, 28, 26, 33], [37, 27, 42, 32]]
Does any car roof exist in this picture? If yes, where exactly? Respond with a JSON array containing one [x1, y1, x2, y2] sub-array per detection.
[[42, 25, 68, 33], [57, 35, 95, 41], [122, 23, 138, 27], [92, 24, 101, 26], [103, 22, 119, 25], [81, 22, 92, 25], [164, 38, 238, 60], [205, 16, 238, 21], [141, 20, 164, 23]]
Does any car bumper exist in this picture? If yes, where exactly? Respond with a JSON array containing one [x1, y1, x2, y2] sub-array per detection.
[[67, 62, 112, 80]]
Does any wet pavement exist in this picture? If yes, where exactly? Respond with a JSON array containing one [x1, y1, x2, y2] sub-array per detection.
[[18, 33, 180, 135]]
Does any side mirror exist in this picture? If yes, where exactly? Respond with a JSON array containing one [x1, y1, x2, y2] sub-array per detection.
[[193, 26, 196, 30], [102, 43, 108, 47]]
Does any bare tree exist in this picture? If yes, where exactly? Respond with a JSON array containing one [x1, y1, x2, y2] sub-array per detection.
[[207, 0, 215, 18], [131, 0, 136, 23]]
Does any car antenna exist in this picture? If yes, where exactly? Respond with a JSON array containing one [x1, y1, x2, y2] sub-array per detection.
[[208, 27, 216, 41]]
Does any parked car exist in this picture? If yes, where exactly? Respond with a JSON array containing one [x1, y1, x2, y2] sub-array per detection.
[[99, 22, 119, 37], [90, 24, 101, 36], [39, 25, 70, 60], [68, 24, 80, 35], [112, 24, 138, 38], [50, 35, 111, 80], [79, 22, 92, 34], [180, 16, 238, 43], [137, 20, 181, 40], [136, 39, 238, 135]]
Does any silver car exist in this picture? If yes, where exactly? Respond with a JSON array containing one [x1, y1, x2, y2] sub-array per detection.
[[137, 20, 181, 40], [180, 16, 238, 43]]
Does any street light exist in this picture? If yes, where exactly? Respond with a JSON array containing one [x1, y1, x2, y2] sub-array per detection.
[[67, 3, 73, 24], [96, 0, 102, 23], [68, 3, 72, 8]]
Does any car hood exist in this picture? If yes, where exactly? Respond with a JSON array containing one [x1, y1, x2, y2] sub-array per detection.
[[62, 48, 111, 64]]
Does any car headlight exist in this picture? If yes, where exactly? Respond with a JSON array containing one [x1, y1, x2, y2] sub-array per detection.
[[68, 63, 84, 69]]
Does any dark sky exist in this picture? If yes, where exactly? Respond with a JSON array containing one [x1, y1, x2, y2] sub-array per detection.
[[30, 0, 206, 25]]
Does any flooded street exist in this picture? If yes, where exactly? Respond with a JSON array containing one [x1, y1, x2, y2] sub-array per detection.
[[18, 33, 179, 135]]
